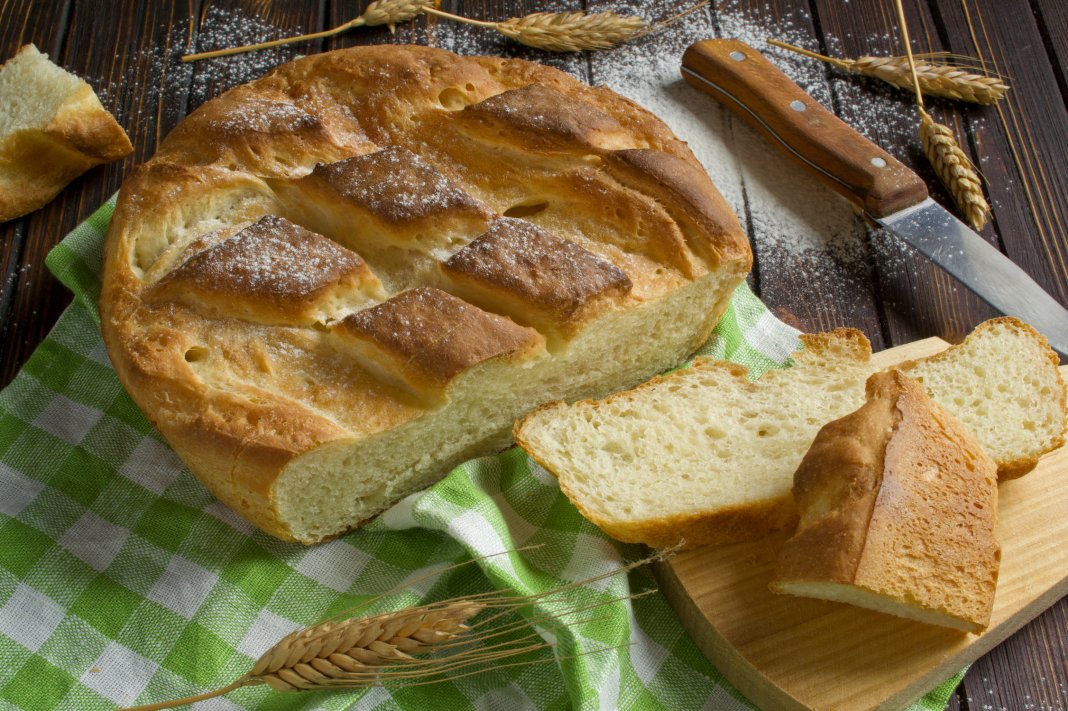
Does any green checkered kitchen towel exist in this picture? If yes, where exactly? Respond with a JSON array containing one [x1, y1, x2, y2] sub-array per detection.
[[0, 197, 963, 710]]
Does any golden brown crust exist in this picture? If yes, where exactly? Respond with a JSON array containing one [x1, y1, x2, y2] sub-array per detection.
[[459, 83, 630, 151], [0, 45, 131, 222], [147, 215, 381, 325], [772, 370, 1001, 632], [332, 286, 544, 395], [160, 85, 372, 175], [442, 217, 632, 336], [101, 45, 752, 541], [48, 85, 132, 161], [774, 373, 899, 584], [603, 149, 752, 270], [298, 146, 493, 227], [575, 491, 798, 549]]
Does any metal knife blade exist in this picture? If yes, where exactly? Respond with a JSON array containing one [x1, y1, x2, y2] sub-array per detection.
[[680, 39, 1068, 358], [878, 199, 1068, 357]]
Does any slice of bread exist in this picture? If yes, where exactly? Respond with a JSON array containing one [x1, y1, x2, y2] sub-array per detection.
[[515, 329, 878, 547], [514, 318, 1065, 548], [770, 370, 1000, 633], [901, 317, 1066, 479], [0, 44, 132, 222]]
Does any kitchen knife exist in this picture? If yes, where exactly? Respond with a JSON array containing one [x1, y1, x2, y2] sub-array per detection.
[[681, 38, 1068, 359]]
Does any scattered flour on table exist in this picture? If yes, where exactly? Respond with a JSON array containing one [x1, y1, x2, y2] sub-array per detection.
[[97, 8, 296, 132], [580, 2, 886, 315]]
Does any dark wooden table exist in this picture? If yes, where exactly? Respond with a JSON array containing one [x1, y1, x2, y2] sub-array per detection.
[[1, 1, 1065, 709]]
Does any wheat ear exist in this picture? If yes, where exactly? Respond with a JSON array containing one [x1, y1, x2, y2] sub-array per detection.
[[920, 110, 990, 230], [116, 545, 676, 710], [893, 0, 990, 230], [422, 7, 647, 52], [119, 600, 488, 710], [182, 0, 432, 62], [768, 40, 1008, 105]]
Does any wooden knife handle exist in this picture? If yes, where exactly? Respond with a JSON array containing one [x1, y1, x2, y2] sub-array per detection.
[[682, 39, 928, 218]]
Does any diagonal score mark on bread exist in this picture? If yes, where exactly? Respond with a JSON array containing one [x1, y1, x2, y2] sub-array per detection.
[[145, 215, 386, 326], [100, 45, 752, 543]]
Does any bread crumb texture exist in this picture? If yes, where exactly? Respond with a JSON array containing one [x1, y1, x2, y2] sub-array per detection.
[[516, 318, 1064, 549]]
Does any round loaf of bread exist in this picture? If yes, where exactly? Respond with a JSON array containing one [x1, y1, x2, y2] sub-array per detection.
[[100, 45, 751, 543]]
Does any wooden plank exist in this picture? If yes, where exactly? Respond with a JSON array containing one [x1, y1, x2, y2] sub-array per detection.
[[918, 3, 1068, 707], [0, 0, 196, 387], [928, 0, 1068, 309], [188, 0, 326, 109], [1028, 0, 1068, 129], [658, 339, 1068, 711], [808, 0, 1000, 352]]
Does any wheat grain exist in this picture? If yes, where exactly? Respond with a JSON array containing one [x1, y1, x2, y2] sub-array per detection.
[[186, 3, 653, 63], [117, 600, 492, 710], [768, 40, 1008, 105], [920, 110, 991, 230], [360, 0, 431, 31], [250, 600, 483, 690], [888, 0, 992, 232], [422, 7, 647, 53], [117, 548, 675, 710], [846, 56, 1007, 105], [495, 11, 647, 52]]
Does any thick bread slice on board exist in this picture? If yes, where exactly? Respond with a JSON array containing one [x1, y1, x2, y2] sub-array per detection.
[[900, 317, 1065, 480], [770, 370, 1000, 633], [515, 329, 876, 547], [515, 318, 1065, 547]]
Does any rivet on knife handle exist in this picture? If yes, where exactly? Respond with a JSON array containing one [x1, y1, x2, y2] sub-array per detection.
[[681, 39, 929, 219]]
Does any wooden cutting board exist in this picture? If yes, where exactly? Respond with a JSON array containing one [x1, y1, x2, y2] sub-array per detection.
[[656, 336, 1068, 711]]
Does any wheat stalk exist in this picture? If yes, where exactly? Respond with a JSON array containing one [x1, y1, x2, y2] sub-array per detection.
[[117, 546, 674, 710], [182, 2, 696, 64], [767, 40, 1008, 105], [182, 0, 433, 62], [920, 109, 991, 230], [422, 7, 647, 52], [892, 0, 991, 230]]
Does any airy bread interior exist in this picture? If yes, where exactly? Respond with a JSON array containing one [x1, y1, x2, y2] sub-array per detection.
[[515, 330, 877, 547], [515, 318, 1065, 548], [902, 318, 1066, 479], [276, 271, 736, 542], [0, 45, 84, 137]]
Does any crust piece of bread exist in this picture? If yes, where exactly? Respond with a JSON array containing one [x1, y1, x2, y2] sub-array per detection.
[[514, 318, 1064, 548], [0, 44, 132, 222], [100, 46, 752, 543], [770, 370, 1001, 633]]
